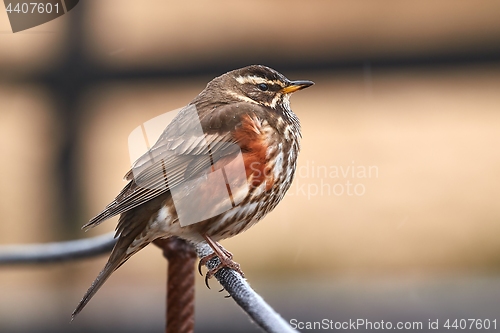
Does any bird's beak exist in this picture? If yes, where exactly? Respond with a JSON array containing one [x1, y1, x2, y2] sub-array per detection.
[[281, 80, 314, 94]]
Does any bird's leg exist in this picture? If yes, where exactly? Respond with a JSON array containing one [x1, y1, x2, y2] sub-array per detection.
[[197, 236, 234, 274], [198, 234, 245, 288]]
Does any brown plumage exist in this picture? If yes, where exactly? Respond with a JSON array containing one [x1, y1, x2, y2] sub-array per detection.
[[72, 65, 313, 318]]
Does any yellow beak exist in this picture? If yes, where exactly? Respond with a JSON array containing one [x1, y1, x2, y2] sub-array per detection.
[[281, 80, 314, 94]]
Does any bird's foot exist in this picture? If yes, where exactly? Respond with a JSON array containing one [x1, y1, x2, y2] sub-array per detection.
[[199, 235, 245, 288]]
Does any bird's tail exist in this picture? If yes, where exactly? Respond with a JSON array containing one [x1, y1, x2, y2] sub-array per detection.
[[71, 239, 149, 320]]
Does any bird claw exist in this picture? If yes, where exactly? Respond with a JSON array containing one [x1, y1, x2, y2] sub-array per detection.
[[203, 257, 244, 289], [198, 253, 217, 276], [205, 272, 212, 289], [199, 248, 245, 290]]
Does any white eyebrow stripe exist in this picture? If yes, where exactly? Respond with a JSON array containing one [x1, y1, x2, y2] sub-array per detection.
[[235, 75, 285, 87]]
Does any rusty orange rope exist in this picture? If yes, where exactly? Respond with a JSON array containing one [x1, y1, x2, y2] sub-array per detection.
[[154, 237, 197, 333]]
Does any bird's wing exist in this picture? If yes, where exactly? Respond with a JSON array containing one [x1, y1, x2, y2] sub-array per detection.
[[83, 102, 267, 230]]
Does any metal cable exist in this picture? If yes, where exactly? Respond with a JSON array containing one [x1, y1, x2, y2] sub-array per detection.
[[0, 232, 116, 265], [0, 234, 298, 333], [195, 243, 299, 333]]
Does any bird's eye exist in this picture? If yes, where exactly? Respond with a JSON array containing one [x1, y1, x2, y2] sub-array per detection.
[[257, 83, 269, 91]]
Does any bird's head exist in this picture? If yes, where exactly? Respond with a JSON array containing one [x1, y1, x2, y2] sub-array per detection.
[[209, 65, 314, 110]]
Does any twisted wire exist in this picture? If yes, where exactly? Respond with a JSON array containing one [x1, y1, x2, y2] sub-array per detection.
[[154, 237, 197, 333]]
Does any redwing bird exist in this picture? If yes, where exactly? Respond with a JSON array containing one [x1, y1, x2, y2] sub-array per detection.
[[72, 65, 313, 318]]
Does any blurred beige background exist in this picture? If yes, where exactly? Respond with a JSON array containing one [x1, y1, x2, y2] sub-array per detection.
[[1, 1, 500, 332]]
